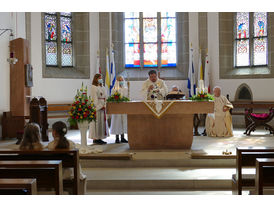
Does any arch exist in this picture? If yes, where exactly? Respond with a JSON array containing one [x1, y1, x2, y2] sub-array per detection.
[[234, 83, 253, 101]]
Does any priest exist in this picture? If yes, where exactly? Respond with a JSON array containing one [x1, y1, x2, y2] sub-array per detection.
[[141, 70, 168, 100], [205, 86, 233, 137]]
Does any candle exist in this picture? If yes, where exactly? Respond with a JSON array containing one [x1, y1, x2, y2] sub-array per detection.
[[204, 87, 208, 94], [199, 80, 204, 90], [195, 87, 198, 95]]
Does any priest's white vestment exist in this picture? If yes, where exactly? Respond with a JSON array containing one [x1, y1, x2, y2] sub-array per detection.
[[141, 78, 168, 100]]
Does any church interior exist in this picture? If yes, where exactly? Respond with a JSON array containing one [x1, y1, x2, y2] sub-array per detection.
[[1, 3, 274, 200]]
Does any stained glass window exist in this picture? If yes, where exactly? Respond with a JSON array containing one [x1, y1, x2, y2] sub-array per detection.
[[144, 43, 158, 67], [236, 12, 249, 39], [161, 14, 176, 67], [235, 12, 268, 67], [254, 12, 267, 38], [44, 12, 73, 67], [236, 40, 249, 66], [125, 43, 140, 67], [143, 19, 157, 43], [46, 42, 57, 65], [124, 12, 177, 68], [124, 12, 140, 68], [45, 14, 57, 41]]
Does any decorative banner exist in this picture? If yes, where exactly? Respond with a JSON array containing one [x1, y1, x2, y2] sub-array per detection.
[[143, 100, 175, 119]]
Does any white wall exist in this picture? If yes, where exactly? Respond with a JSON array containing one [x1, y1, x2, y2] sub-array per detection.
[[0, 12, 26, 137], [31, 13, 99, 103], [208, 12, 274, 101]]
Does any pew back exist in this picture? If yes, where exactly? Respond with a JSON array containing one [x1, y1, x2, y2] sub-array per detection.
[[235, 147, 274, 195], [0, 149, 80, 194]]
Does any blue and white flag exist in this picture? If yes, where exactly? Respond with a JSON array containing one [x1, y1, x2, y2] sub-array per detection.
[[110, 48, 116, 95], [187, 46, 196, 97]]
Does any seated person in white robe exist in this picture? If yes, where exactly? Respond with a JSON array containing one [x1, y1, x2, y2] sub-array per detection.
[[205, 86, 233, 137], [110, 76, 128, 144], [141, 70, 168, 100]]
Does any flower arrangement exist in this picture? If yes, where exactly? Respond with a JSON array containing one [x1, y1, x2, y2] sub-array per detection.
[[68, 83, 96, 126], [190, 80, 214, 101], [107, 91, 130, 103], [190, 90, 214, 101]]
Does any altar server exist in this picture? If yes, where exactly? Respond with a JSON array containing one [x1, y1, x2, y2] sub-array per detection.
[[89, 73, 109, 144], [205, 86, 233, 137], [110, 76, 128, 143], [141, 70, 168, 100]]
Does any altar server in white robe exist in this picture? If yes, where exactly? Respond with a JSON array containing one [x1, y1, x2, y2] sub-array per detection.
[[141, 70, 168, 100], [110, 76, 128, 143], [89, 73, 109, 145], [205, 86, 234, 137]]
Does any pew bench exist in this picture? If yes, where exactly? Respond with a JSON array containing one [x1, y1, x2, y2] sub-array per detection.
[[255, 158, 274, 195], [0, 160, 63, 194], [232, 147, 274, 195], [0, 149, 80, 194], [48, 103, 72, 119], [0, 178, 37, 195]]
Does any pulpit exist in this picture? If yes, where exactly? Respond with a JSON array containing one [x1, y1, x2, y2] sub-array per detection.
[[107, 100, 214, 149], [1, 38, 31, 139]]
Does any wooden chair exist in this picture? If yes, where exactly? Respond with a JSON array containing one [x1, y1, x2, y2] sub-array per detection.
[[232, 147, 274, 195], [0, 149, 80, 194], [29, 97, 49, 141], [244, 108, 274, 135], [0, 178, 37, 195], [255, 158, 274, 195], [0, 160, 62, 194]]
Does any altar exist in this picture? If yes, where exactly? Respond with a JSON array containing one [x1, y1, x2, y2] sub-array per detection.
[[107, 100, 214, 150]]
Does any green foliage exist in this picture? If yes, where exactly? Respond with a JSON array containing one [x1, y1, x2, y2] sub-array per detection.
[[107, 91, 130, 103], [190, 92, 214, 101]]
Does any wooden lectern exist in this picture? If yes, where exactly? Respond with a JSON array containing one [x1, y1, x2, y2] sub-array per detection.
[[107, 101, 214, 150]]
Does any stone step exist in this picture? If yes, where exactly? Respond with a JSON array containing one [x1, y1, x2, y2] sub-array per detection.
[[80, 158, 235, 168], [83, 167, 238, 190], [86, 189, 243, 195]]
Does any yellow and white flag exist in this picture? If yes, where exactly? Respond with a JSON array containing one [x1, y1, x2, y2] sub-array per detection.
[[197, 49, 203, 87], [105, 48, 111, 96]]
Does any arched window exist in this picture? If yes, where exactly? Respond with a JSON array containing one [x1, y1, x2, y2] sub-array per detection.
[[124, 12, 177, 68], [235, 12, 268, 67], [44, 12, 73, 67]]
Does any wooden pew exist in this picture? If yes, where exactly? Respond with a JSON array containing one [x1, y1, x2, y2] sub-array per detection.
[[0, 149, 80, 195], [232, 147, 274, 195], [255, 158, 274, 195], [0, 160, 62, 194], [0, 178, 37, 195], [47, 103, 72, 119]]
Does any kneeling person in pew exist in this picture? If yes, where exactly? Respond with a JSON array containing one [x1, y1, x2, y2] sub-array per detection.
[[47, 121, 87, 195], [205, 86, 233, 137]]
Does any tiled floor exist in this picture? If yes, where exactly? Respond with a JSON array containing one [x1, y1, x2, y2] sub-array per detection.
[[2, 127, 274, 158]]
